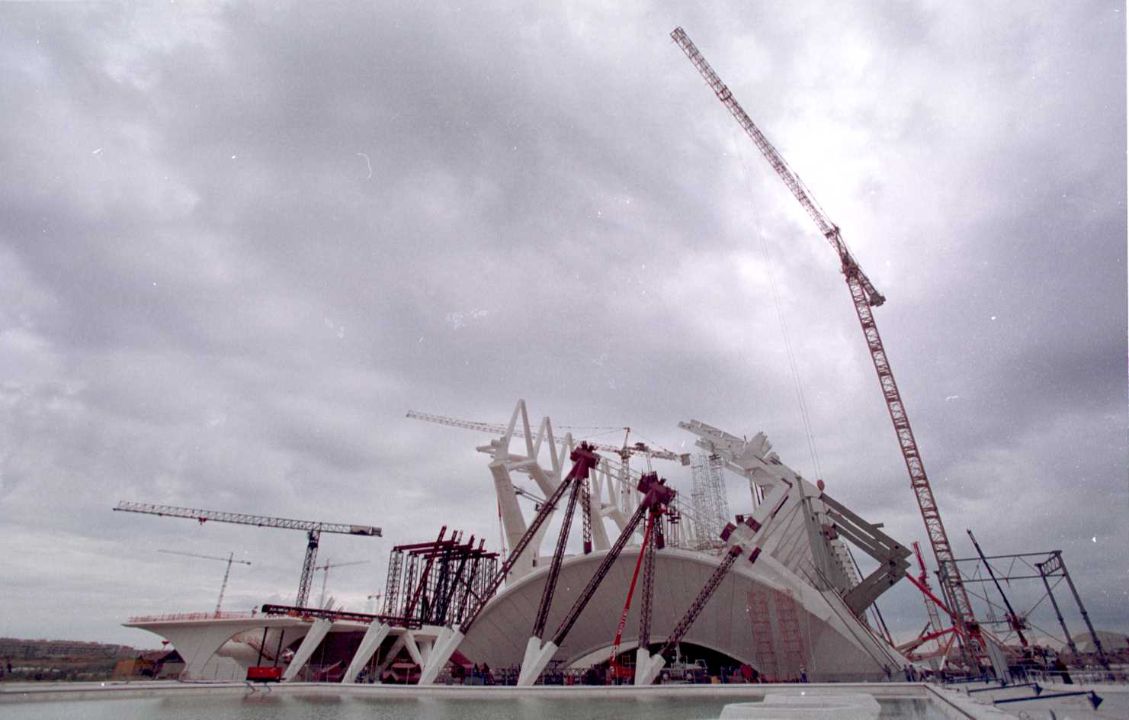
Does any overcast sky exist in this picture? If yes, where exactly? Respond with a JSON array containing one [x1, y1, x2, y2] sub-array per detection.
[[0, 2, 1124, 650]]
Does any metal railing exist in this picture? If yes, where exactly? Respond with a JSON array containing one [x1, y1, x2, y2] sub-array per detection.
[[127, 610, 255, 623]]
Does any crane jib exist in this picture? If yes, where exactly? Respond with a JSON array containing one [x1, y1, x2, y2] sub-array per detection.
[[672, 26, 981, 664]]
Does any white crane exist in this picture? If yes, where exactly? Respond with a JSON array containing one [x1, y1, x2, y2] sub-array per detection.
[[406, 410, 691, 466], [157, 549, 252, 616], [117, 501, 381, 607], [314, 559, 370, 609]]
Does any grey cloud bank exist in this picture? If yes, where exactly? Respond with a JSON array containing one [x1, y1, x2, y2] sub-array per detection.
[[0, 2, 1124, 647]]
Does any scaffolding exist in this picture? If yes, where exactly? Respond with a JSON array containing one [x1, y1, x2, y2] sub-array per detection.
[[381, 527, 499, 628], [690, 453, 731, 550]]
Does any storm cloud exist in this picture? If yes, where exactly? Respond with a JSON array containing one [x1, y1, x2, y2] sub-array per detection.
[[0, 2, 1124, 647]]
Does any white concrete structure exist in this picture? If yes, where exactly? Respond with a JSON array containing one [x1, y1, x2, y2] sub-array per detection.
[[459, 546, 905, 682], [125, 612, 449, 683], [125, 402, 914, 686]]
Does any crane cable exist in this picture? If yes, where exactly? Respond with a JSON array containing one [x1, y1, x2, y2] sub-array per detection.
[[759, 228, 823, 482], [740, 148, 824, 482]]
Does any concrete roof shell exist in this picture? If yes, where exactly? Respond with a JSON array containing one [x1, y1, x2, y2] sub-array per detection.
[[460, 547, 905, 682]]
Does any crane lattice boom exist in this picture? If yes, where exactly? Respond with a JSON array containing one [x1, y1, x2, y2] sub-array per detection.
[[671, 26, 981, 663], [670, 28, 884, 307], [406, 410, 689, 464], [117, 501, 380, 608], [116, 501, 381, 536], [159, 549, 252, 565]]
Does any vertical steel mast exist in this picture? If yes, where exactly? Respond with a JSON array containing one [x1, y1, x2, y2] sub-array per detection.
[[670, 27, 981, 660]]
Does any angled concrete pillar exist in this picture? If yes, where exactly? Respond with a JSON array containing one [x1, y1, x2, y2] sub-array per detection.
[[517, 636, 558, 686], [282, 618, 333, 682], [341, 622, 389, 684], [152, 624, 251, 681], [401, 631, 423, 666], [634, 647, 666, 686], [374, 634, 408, 682], [126, 617, 309, 682], [417, 627, 464, 686]]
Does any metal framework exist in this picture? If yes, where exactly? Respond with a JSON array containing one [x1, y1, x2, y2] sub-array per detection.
[[670, 26, 981, 663], [690, 453, 731, 550], [404, 404, 916, 685], [550, 474, 676, 650], [462, 442, 603, 635], [406, 409, 690, 464], [659, 545, 741, 659], [532, 466, 588, 638], [968, 530, 1028, 648], [115, 501, 381, 607], [412, 401, 710, 575], [953, 547, 1109, 669], [608, 511, 659, 675], [514, 472, 677, 686], [897, 541, 954, 664], [260, 603, 422, 630], [381, 528, 498, 628]]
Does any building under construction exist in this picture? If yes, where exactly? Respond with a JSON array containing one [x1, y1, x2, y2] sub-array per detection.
[[116, 27, 1111, 688], [125, 399, 918, 684]]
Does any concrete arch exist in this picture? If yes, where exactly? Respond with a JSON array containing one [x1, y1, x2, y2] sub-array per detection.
[[126, 616, 313, 680], [459, 547, 903, 682]]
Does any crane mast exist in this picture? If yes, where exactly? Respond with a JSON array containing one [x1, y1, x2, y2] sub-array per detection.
[[670, 27, 981, 662]]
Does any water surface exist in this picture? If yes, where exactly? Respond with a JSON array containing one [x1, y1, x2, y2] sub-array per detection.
[[0, 692, 950, 720]]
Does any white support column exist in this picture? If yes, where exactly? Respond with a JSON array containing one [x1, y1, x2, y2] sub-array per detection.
[[634, 647, 666, 686], [417, 636, 433, 666], [374, 634, 408, 681], [401, 631, 424, 667], [417, 627, 465, 685], [589, 488, 611, 551], [491, 462, 527, 552], [341, 622, 389, 684], [527, 463, 559, 499], [282, 618, 333, 682], [517, 636, 559, 686]]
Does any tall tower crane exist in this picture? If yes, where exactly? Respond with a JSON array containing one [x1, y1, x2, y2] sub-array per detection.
[[158, 549, 251, 616], [670, 27, 982, 662], [116, 501, 381, 608]]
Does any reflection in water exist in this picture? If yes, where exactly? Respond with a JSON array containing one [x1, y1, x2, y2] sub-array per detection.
[[2, 692, 943, 720]]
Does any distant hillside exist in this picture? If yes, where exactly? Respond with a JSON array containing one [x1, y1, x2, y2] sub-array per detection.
[[0, 638, 141, 682]]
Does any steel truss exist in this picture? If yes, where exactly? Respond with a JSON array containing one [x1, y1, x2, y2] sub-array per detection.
[[382, 527, 499, 628], [952, 547, 1109, 668]]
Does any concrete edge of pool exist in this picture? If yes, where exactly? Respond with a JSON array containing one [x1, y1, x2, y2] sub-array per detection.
[[0, 680, 1010, 718]]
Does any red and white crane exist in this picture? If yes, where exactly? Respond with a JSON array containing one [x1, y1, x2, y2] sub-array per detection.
[[671, 27, 982, 663]]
